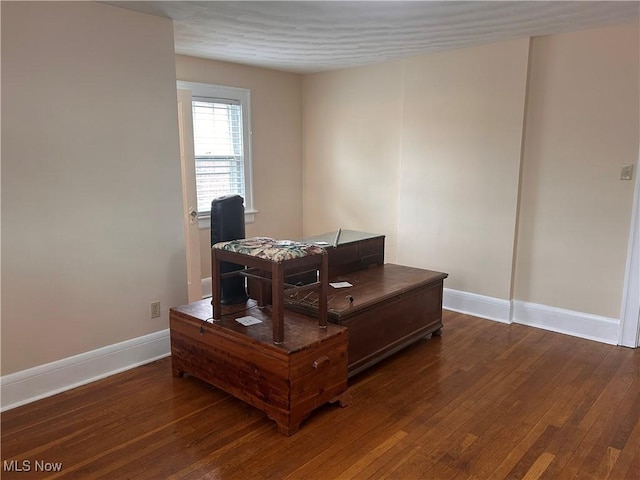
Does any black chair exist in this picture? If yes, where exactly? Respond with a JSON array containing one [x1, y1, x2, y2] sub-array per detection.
[[210, 195, 249, 304]]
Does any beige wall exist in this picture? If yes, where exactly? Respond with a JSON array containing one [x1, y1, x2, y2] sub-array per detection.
[[302, 61, 405, 261], [302, 24, 638, 317], [514, 25, 639, 317], [302, 39, 530, 298], [175, 56, 303, 278], [397, 39, 530, 299], [1, 2, 187, 374]]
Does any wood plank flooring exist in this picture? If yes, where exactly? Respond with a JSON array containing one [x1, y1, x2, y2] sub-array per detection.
[[2, 311, 638, 479]]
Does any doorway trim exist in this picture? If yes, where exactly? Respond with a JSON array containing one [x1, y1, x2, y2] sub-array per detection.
[[619, 152, 640, 348], [177, 88, 203, 303]]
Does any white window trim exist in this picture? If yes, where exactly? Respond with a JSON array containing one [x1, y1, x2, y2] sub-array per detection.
[[177, 80, 257, 227]]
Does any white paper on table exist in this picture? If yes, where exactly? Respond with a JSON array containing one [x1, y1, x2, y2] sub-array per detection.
[[330, 281, 353, 289], [235, 315, 263, 326]]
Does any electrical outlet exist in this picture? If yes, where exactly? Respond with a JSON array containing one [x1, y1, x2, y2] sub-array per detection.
[[621, 164, 634, 181], [150, 301, 161, 318]]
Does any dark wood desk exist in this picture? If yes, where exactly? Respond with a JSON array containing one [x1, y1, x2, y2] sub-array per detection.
[[302, 230, 385, 277]]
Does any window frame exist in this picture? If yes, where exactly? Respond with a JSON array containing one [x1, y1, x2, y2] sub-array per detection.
[[177, 80, 256, 227]]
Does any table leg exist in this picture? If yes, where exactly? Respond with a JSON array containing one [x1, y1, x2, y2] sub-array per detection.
[[212, 249, 222, 320], [272, 261, 285, 344], [319, 253, 328, 328]]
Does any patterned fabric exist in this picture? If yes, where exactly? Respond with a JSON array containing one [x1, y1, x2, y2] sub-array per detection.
[[213, 237, 326, 262]]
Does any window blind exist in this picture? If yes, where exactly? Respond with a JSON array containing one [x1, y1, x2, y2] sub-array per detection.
[[192, 98, 245, 214]]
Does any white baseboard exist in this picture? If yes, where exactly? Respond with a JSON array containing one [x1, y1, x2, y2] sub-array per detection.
[[511, 300, 619, 345], [0, 288, 624, 412], [0, 329, 170, 412], [443, 289, 621, 345], [443, 288, 512, 323]]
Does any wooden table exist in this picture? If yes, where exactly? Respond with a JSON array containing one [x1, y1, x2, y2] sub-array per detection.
[[212, 238, 329, 344]]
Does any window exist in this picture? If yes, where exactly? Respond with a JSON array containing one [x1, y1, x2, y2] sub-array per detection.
[[177, 81, 254, 224], [192, 98, 245, 213]]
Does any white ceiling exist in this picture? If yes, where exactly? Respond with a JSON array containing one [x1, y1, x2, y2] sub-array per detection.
[[107, 1, 639, 73]]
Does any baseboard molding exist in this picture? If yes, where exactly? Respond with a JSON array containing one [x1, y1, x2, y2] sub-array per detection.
[[443, 289, 621, 345], [511, 300, 619, 345], [1, 329, 171, 412], [0, 287, 624, 412], [443, 288, 512, 323]]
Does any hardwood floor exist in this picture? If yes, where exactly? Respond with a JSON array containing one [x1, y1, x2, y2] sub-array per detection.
[[2, 311, 639, 479]]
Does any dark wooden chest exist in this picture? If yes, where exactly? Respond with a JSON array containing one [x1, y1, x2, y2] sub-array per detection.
[[170, 299, 350, 435], [285, 264, 448, 376]]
